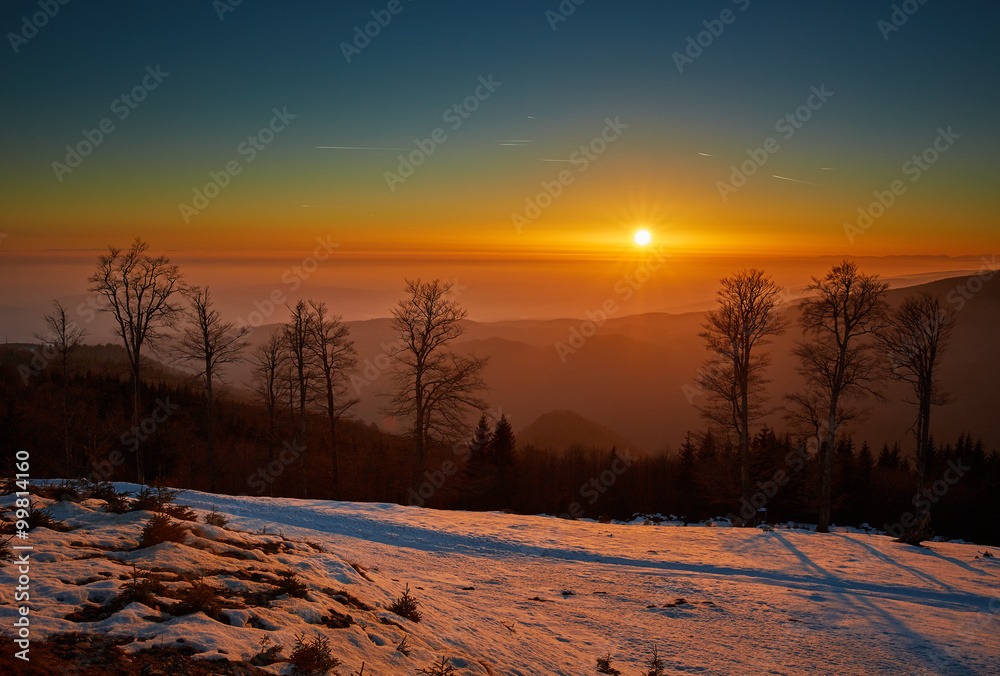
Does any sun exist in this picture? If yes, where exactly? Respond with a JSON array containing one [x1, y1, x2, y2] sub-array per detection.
[[633, 229, 652, 247]]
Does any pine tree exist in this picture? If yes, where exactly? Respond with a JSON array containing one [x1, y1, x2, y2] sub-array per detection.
[[489, 415, 518, 508], [460, 414, 493, 510]]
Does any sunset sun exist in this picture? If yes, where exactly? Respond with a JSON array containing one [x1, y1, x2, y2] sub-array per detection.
[[634, 229, 652, 247]]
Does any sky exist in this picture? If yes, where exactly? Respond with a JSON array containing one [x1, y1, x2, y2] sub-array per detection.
[[1, 1, 998, 326]]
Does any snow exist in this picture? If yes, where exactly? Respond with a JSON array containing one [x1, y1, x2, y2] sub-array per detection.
[[2, 485, 998, 675]]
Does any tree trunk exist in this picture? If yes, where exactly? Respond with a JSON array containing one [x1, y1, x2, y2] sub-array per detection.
[[413, 376, 425, 488], [298, 367, 308, 499], [266, 410, 275, 498], [916, 388, 932, 510], [205, 355, 216, 493], [740, 380, 751, 517], [328, 407, 339, 498], [818, 404, 838, 533], [132, 362, 143, 485]]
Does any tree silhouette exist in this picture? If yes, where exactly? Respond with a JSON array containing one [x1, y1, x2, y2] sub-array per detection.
[[173, 287, 250, 492], [87, 237, 185, 484], [37, 300, 87, 478], [697, 269, 788, 519], [788, 260, 889, 532], [881, 291, 955, 511], [249, 332, 287, 497], [386, 279, 488, 484], [305, 300, 359, 496], [489, 414, 520, 507], [461, 413, 494, 509], [283, 300, 313, 498]]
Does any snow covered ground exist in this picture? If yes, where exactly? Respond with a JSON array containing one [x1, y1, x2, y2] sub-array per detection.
[[3, 485, 999, 675]]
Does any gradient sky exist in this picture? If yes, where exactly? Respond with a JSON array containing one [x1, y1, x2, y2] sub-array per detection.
[[1, 2, 998, 330]]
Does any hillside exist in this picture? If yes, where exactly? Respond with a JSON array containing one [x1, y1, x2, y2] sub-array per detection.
[[328, 273, 1000, 454], [2, 484, 998, 675], [8, 272, 998, 456], [517, 410, 645, 455]]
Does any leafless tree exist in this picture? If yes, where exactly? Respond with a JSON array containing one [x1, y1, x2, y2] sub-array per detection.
[[306, 300, 359, 496], [788, 259, 889, 532], [697, 269, 788, 518], [386, 279, 488, 483], [87, 237, 185, 483], [283, 300, 313, 497], [173, 287, 250, 492], [37, 300, 88, 478], [881, 292, 955, 500], [249, 331, 287, 497]]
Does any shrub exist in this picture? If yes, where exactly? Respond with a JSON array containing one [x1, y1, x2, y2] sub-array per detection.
[[0, 536, 12, 562], [318, 608, 354, 629], [137, 513, 188, 549], [250, 636, 284, 667], [8, 502, 70, 532], [102, 490, 133, 514], [289, 633, 342, 676], [133, 485, 197, 521], [642, 647, 665, 676], [84, 480, 133, 512], [276, 571, 309, 599], [596, 653, 621, 675], [171, 580, 223, 618], [202, 508, 228, 528], [119, 564, 166, 607], [388, 583, 422, 623], [896, 511, 933, 547], [418, 656, 458, 675]]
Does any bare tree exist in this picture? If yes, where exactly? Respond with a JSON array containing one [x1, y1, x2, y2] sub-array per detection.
[[788, 260, 889, 532], [305, 301, 359, 497], [87, 237, 185, 484], [249, 331, 287, 497], [283, 300, 313, 497], [881, 292, 955, 501], [697, 269, 788, 519], [173, 287, 250, 492], [387, 279, 488, 483], [37, 300, 88, 478]]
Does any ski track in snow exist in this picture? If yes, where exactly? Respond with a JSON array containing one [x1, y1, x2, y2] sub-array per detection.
[[3, 484, 998, 675]]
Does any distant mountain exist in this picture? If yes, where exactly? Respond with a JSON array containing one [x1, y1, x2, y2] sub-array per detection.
[[516, 410, 645, 455], [8, 273, 998, 456]]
